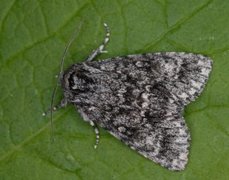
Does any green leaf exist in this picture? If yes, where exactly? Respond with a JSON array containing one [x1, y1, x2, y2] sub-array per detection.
[[0, 0, 228, 179]]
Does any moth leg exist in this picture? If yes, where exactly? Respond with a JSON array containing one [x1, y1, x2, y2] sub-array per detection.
[[89, 120, 100, 149], [86, 23, 110, 61], [42, 98, 68, 116]]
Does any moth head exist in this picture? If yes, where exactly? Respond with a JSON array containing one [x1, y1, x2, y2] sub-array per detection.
[[61, 65, 95, 102]]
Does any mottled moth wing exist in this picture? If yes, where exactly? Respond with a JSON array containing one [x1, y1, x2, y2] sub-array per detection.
[[152, 52, 212, 105], [61, 52, 212, 171]]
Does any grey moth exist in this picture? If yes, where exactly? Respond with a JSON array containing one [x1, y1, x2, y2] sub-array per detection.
[[45, 23, 212, 171]]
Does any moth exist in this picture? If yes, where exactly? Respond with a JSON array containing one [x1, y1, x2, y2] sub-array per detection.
[[44, 23, 212, 171]]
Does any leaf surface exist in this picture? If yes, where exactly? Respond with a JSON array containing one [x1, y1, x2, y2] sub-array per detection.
[[0, 0, 228, 179]]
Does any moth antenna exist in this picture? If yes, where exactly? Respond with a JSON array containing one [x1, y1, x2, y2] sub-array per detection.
[[50, 22, 83, 142]]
